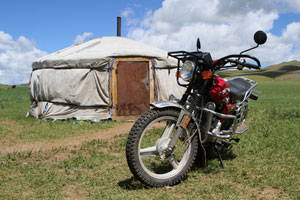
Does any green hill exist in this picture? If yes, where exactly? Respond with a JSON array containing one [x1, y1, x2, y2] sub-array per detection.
[[0, 84, 10, 88], [218, 60, 300, 82], [0, 83, 28, 87]]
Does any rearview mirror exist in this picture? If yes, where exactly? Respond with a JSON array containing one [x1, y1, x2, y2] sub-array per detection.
[[254, 31, 267, 45], [197, 38, 201, 51]]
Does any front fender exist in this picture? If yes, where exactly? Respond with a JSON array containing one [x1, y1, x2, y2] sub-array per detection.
[[150, 101, 183, 110]]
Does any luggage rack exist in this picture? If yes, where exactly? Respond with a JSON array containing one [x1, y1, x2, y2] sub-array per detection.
[[168, 51, 211, 65], [229, 77, 258, 104]]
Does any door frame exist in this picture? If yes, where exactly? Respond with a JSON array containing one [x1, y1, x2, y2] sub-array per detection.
[[110, 57, 155, 120]]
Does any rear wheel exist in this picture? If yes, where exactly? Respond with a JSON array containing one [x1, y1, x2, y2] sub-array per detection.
[[126, 108, 198, 187]]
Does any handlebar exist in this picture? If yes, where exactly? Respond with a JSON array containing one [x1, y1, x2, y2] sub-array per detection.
[[214, 54, 261, 70], [226, 58, 260, 69], [168, 51, 261, 72]]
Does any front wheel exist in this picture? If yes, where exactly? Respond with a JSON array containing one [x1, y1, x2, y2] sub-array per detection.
[[126, 108, 198, 187]]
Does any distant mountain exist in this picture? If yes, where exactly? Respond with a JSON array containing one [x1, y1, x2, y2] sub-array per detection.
[[218, 60, 300, 81], [18, 83, 29, 86], [0, 83, 28, 88]]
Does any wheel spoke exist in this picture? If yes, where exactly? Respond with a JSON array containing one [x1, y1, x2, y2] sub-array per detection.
[[140, 146, 157, 157], [169, 155, 179, 170]]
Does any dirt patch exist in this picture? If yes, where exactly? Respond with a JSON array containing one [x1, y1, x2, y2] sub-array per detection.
[[0, 122, 133, 155], [257, 186, 290, 200], [0, 121, 24, 145], [0, 121, 17, 126], [62, 184, 89, 200], [225, 178, 290, 200], [48, 152, 74, 162]]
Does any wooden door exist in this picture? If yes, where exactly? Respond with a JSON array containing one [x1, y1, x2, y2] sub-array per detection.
[[116, 61, 150, 116]]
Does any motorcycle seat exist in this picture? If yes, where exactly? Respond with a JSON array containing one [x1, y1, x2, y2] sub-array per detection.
[[227, 77, 252, 103]]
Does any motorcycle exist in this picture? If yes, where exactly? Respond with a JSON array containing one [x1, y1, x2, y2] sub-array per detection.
[[126, 31, 267, 187]]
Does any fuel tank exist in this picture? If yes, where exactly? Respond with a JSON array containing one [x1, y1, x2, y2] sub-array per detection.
[[210, 76, 230, 104], [209, 76, 236, 114]]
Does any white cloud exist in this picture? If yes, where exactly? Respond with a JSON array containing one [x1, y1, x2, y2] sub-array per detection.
[[277, 0, 300, 13], [73, 32, 93, 44], [121, 8, 139, 26], [122, 8, 134, 18], [256, 22, 300, 63], [127, 0, 300, 65], [0, 31, 47, 85]]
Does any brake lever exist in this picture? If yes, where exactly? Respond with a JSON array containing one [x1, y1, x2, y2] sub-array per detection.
[[237, 64, 243, 70], [237, 59, 246, 70], [227, 58, 243, 70]]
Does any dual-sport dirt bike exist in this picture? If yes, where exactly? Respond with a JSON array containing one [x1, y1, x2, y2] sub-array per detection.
[[126, 31, 267, 187]]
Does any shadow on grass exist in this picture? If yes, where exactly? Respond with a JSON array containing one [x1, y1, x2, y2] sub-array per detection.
[[118, 175, 185, 190], [118, 146, 237, 190], [118, 177, 149, 190], [248, 65, 299, 79], [194, 145, 237, 173], [204, 144, 237, 160], [219, 65, 300, 79]]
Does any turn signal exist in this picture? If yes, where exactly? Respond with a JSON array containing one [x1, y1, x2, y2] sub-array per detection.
[[202, 70, 212, 79], [182, 116, 191, 128], [176, 71, 182, 78]]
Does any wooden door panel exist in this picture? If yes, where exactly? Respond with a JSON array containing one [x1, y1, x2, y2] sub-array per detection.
[[116, 61, 150, 116]]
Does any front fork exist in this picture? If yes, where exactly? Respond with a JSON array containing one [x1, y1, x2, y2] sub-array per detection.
[[163, 110, 191, 158], [168, 111, 191, 149], [164, 109, 204, 159], [162, 108, 207, 167]]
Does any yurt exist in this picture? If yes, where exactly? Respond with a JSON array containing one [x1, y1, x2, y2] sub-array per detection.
[[27, 36, 184, 121]]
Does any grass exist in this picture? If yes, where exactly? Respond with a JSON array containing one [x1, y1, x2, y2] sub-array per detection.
[[0, 81, 300, 199], [0, 86, 119, 144]]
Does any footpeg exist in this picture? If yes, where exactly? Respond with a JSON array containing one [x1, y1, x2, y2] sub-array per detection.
[[235, 124, 248, 134]]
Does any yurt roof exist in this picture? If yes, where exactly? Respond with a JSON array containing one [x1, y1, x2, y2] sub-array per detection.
[[32, 36, 173, 70]]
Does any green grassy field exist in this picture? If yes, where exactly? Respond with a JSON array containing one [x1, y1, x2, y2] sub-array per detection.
[[0, 79, 299, 199]]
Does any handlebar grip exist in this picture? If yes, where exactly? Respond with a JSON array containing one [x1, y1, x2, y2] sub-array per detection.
[[218, 55, 261, 70], [244, 62, 260, 69], [227, 58, 260, 69]]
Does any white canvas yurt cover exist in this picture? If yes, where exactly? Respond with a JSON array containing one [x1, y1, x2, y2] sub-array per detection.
[[27, 36, 184, 121]]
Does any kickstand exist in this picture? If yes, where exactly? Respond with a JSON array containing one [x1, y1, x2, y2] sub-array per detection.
[[214, 145, 225, 169]]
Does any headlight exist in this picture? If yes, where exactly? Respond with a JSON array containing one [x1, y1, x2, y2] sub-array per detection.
[[180, 60, 195, 81]]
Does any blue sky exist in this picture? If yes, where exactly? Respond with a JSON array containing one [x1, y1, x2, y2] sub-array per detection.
[[0, 0, 300, 84], [0, 0, 161, 53], [272, 13, 300, 35]]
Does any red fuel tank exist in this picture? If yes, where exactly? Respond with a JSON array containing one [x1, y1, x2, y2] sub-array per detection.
[[209, 76, 231, 105]]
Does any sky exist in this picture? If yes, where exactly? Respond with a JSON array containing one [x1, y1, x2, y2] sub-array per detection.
[[0, 0, 300, 85]]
